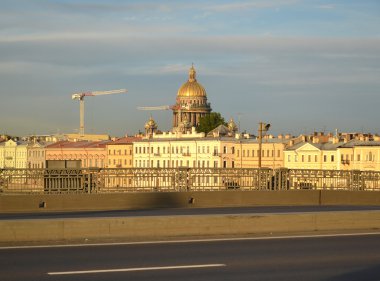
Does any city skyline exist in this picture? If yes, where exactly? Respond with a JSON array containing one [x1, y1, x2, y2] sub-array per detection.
[[1, 0, 379, 137]]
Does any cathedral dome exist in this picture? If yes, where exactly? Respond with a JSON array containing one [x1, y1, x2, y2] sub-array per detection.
[[144, 116, 157, 130], [177, 65, 207, 98]]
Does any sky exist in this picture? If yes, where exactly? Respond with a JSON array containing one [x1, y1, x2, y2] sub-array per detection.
[[0, 0, 379, 137]]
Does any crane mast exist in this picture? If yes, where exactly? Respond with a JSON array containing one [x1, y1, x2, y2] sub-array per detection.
[[71, 89, 127, 136]]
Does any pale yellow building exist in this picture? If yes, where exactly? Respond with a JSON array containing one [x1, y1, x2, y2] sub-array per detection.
[[284, 142, 340, 170], [284, 140, 380, 171], [107, 137, 141, 168], [0, 139, 28, 168], [27, 141, 51, 169], [234, 138, 289, 169], [134, 136, 223, 169], [338, 141, 380, 171]]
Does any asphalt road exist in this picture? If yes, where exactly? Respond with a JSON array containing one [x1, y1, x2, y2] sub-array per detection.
[[2, 205, 380, 220], [1, 233, 380, 281]]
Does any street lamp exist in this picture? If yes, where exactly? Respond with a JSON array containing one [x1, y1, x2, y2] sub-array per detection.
[[258, 122, 270, 168]]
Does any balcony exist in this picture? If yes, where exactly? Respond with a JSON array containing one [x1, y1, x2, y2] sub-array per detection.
[[182, 153, 191, 157]]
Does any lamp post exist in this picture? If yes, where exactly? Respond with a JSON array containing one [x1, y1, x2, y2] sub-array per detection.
[[258, 122, 270, 168]]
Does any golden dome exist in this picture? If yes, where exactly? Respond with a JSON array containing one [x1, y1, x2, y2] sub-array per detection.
[[177, 65, 207, 98], [144, 116, 157, 130]]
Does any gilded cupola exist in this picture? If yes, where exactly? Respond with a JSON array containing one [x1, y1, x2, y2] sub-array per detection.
[[177, 65, 207, 98]]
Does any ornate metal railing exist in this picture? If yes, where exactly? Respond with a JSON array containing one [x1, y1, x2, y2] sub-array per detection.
[[0, 168, 379, 194]]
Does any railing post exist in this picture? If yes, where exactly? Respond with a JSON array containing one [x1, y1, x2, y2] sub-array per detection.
[[274, 168, 289, 190], [351, 170, 362, 191]]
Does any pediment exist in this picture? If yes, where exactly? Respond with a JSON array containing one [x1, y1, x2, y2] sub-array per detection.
[[295, 143, 320, 152]]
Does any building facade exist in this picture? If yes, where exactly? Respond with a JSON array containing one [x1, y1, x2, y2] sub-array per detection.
[[45, 141, 109, 168], [107, 137, 140, 168], [133, 131, 228, 169], [27, 141, 51, 169], [0, 139, 28, 168], [284, 140, 380, 171], [234, 138, 289, 169]]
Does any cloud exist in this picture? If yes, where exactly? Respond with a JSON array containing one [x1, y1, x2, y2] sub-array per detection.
[[317, 4, 336, 10], [204, 0, 300, 12]]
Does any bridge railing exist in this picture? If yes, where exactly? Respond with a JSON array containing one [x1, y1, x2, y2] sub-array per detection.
[[0, 168, 379, 194]]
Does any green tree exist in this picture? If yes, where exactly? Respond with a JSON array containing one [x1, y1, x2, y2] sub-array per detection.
[[196, 112, 227, 134]]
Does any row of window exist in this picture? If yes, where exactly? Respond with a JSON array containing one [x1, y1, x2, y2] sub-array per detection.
[[108, 149, 132, 156], [28, 151, 45, 158], [237, 149, 281, 158], [108, 159, 133, 166], [136, 159, 220, 168], [288, 153, 377, 163], [288, 155, 335, 163], [135, 146, 219, 155]]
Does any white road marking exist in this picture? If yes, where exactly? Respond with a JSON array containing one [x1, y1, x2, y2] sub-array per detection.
[[47, 264, 226, 275], [1, 232, 380, 250]]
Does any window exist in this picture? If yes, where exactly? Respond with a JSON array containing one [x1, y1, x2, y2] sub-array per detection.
[[223, 146, 227, 153], [324, 155, 327, 162], [357, 154, 360, 161], [331, 155, 335, 162], [243, 150, 245, 157], [288, 155, 291, 162], [315, 155, 318, 162], [308, 155, 311, 162], [302, 155, 304, 162], [277, 150, 280, 158]]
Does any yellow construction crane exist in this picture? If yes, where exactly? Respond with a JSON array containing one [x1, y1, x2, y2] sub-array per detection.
[[72, 89, 127, 136]]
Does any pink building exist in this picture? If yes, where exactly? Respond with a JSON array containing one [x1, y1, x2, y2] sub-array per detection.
[[45, 141, 109, 168]]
